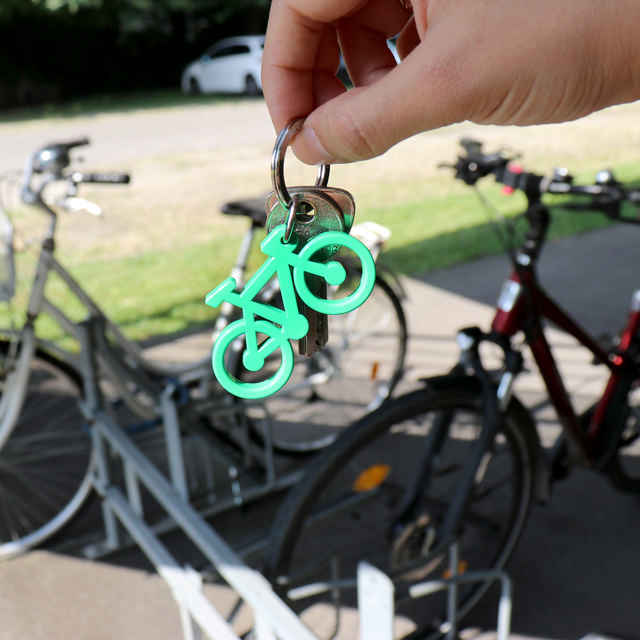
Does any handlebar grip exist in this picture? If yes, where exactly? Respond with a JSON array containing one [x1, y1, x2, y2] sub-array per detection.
[[73, 172, 131, 184]]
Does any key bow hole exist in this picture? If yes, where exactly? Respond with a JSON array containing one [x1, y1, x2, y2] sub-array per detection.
[[295, 199, 315, 224]]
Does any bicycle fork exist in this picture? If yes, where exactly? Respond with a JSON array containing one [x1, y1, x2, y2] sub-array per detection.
[[393, 327, 524, 563]]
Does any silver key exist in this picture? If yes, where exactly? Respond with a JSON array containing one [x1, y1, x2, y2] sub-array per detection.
[[297, 276, 329, 356], [266, 186, 354, 260], [266, 188, 354, 356]]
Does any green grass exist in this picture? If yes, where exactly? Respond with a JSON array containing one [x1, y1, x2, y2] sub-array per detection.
[[11, 236, 241, 348], [4, 95, 639, 345], [378, 191, 614, 275], [11, 182, 621, 349]]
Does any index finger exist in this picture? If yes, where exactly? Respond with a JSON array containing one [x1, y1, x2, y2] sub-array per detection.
[[261, 0, 364, 132]]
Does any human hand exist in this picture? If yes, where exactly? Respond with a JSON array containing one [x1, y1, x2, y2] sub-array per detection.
[[262, 0, 640, 164]]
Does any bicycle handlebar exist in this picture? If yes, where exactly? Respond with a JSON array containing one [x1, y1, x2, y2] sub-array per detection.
[[20, 139, 130, 214], [70, 171, 131, 185], [447, 138, 640, 223], [55, 137, 90, 151]]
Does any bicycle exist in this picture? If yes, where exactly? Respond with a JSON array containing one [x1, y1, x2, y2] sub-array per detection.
[[216, 197, 408, 453], [262, 138, 640, 639], [0, 137, 407, 559], [208, 221, 376, 397]]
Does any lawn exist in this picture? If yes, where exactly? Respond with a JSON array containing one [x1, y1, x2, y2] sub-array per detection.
[[2, 92, 640, 345]]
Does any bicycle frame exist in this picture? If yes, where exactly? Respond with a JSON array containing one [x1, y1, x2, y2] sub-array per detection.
[[207, 231, 314, 370], [489, 202, 635, 466], [0, 192, 213, 429]]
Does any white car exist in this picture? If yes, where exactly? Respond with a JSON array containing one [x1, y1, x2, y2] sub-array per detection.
[[181, 35, 264, 96]]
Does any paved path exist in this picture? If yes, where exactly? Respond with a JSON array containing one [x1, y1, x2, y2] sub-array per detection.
[[3, 222, 640, 640], [2, 100, 640, 640], [0, 100, 274, 172]]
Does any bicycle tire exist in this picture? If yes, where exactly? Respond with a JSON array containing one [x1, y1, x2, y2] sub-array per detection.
[[0, 340, 94, 560], [237, 270, 407, 454], [263, 384, 536, 639], [597, 368, 640, 491], [213, 318, 295, 399]]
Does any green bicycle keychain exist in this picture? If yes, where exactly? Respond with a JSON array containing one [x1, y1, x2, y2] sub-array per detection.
[[205, 119, 376, 400]]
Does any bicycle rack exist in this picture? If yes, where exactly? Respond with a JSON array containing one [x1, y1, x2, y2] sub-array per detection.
[[409, 542, 512, 640], [76, 318, 513, 640]]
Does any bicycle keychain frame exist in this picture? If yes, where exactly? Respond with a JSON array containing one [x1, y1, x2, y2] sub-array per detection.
[[205, 119, 376, 400]]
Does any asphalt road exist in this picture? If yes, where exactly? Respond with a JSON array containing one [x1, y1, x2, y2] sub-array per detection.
[[0, 99, 275, 172]]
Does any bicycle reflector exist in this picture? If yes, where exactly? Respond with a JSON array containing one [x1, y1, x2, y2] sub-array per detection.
[[353, 464, 391, 492]]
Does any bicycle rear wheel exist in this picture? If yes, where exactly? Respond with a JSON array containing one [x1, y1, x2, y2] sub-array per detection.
[[0, 340, 94, 559], [263, 385, 536, 639], [238, 270, 407, 453], [598, 368, 640, 490]]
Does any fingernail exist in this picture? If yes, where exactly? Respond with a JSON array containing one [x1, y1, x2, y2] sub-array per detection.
[[296, 126, 335, 165]]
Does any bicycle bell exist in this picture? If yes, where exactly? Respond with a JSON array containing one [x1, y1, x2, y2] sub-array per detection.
[[32, 143, 72, 176]]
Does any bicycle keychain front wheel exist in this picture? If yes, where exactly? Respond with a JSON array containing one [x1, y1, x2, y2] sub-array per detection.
[[212, 319, 294, 399]]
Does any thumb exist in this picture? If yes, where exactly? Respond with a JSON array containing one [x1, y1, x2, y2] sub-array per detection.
[[291, 48, 465, 164]]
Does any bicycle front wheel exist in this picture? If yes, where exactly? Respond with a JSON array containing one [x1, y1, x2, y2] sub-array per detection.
[[264, 385, 536, 639], [238, 271, 407, 453], [0, 341, 93, 560]]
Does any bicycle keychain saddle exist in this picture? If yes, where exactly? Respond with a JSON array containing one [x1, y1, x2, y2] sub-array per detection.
[[205, 118, 376, 399]]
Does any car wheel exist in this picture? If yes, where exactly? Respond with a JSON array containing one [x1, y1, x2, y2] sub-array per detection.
[[188, 77, 201, 95], [244, 75, 260, 97]]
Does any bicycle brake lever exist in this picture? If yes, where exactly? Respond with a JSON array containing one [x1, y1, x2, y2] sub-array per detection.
[[59, 197, 103, 216]]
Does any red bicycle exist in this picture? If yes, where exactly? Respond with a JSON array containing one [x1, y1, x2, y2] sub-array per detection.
[[262, 139, 640, 639]]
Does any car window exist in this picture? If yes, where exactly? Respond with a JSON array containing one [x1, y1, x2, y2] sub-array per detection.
[[212, 45, 251, 59]]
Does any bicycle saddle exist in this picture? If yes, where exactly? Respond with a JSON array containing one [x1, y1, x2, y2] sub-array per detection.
[[221, 197, 268, 227]]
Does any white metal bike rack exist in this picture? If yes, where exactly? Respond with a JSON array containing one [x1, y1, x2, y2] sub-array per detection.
[[77, 319, 512, 640]]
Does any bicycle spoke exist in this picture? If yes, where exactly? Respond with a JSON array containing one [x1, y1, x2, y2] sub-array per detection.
[[0, 348, 93, 554], [265, 388, 534, 639]]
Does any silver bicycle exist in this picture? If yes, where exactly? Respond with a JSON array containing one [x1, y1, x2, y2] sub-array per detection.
[[0, 138, 408, 559]]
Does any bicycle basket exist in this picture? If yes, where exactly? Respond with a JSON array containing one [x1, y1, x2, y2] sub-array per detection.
[[0, 209, 15, 302]]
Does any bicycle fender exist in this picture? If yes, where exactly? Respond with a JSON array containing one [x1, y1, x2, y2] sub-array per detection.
[[420, 372, 551, 503]]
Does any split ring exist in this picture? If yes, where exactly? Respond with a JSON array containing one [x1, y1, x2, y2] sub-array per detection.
[[283, 195, 299, 244], [271, 118, 330, 208]]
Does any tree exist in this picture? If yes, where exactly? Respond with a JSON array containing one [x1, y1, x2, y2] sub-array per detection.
[[0, 0, 272, 108]]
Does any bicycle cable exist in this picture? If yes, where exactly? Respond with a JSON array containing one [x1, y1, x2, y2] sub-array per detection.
[[471, 182, 520, 266]]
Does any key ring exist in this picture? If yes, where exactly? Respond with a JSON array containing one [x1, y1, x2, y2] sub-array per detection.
[[271, 118, 330, 209], [283, 194, 299, 244]]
